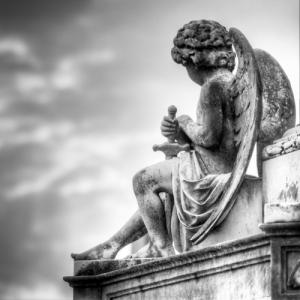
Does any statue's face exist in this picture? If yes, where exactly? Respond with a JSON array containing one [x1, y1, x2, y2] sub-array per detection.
[[186, 65, 206, 86]]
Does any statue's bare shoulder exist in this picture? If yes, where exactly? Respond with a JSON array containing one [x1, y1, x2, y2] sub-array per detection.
[[197, 72, 234, 119], [198, 72, 235, 139]]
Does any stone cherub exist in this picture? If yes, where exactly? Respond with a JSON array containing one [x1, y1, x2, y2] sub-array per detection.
[[72, 20, 295, 260]]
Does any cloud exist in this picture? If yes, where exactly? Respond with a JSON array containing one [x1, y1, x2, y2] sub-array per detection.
[[0, 1, 297, 300], [5, 129, 156, 200], [0, 38, 29, 58], [59, 166, 129, 198], [0, 0, 92, 29], [0, 37, 38, 72], [0, 119, 74, 147], [0, 282, 66, 300], [10, 48, 117, 105], [51, 49, 116, 90], [14, 73, 50, 103], [51, 61, 80, 91], [71, 49, 117, 66]]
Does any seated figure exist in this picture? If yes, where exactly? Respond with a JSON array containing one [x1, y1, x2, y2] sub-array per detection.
[[71, 19, 295, 260]]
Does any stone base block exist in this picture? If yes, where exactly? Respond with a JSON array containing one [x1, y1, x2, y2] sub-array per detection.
[[263, 149, 300, 224], [191, 177, 262, 251], [64, 230, 300, 300], [64, 235, 271, 300], [74, 258, 154, 276], [265, 203, 300, 223]]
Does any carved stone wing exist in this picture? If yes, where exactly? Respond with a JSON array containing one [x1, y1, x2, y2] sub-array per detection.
[[255, 49, 296, 175], [190, 28, 263, 244]]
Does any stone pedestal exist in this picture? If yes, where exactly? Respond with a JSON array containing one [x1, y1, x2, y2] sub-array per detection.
[[64, 178, 266, 299], [65, 235, 271, 300], [260, 223, 300, 300], [191, 177, 262, 251], [262, 126, 300, 224], [259, 126, 300, 300], [64, 231, 300, 300], [64, 128, 300, 300]]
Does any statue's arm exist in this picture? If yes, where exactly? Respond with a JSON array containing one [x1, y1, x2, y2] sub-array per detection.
[[177, 81, 224, 148]]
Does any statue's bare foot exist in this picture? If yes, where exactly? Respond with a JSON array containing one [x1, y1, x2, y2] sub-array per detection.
[[71, 241, 120, 260], [154, 243, 175, 257], [127, 243, 155, 259], [128, 242, 175, 258]]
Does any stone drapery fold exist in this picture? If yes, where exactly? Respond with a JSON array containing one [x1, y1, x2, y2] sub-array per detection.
[[171, 150, 230, 248]]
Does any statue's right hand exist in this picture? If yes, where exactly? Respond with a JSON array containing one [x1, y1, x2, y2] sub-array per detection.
[[160, 116, 179, 139]]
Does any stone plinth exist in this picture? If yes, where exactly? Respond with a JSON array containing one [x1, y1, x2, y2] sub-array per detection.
[[64, 177, 264, 299], [263, 149, 300, 223], [64, 230, 300, 300], [191, 177, 262, 251], [74, 258, 154, 276], [262, 128, 300, 224], [65, 235, 271, 300], [260, 223, 300, 300]]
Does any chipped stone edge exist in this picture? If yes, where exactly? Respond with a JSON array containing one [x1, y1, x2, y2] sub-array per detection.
[[262, 132, 300, 161], [63, 234, 270, 288]]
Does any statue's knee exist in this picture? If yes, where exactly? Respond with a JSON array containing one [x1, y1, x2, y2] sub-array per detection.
[[133, 168, 155, 195]]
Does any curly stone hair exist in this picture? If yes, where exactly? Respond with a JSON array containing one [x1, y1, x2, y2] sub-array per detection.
[[171, 20, 235, 71]]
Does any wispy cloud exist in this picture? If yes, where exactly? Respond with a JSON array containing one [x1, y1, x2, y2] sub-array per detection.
[[0, 282, 65, 300], [5, 130, 156, 199], [0, 37, 38, 71], [51, 49, 116, 90], [0, 38, 29, 58]]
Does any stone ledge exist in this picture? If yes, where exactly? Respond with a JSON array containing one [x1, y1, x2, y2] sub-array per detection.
[[64, 234, 269, 286], [64, 235, 272, 299], [260, 222, 300, 235], [74, 258, 154, 276], [64, 232, 300, 300]]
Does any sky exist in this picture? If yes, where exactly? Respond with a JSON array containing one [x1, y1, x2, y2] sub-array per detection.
[[0, 0, 298, 299]]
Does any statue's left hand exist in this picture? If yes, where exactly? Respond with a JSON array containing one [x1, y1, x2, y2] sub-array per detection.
[[160, 116, 179, 140]]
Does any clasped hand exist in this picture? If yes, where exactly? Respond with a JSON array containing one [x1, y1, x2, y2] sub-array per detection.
[[160, 116, 179, 140]]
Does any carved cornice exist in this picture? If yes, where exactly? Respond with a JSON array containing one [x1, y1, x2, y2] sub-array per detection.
[[64, 234, 270, 288], [262, 126, 300, 161]]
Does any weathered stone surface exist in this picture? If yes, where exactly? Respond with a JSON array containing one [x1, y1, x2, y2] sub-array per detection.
[[66, 225, 300, 300], [74, 258, 154, 276], [254, 49, 295, 175], [72, 177, 262, 280], [74, 178, 263, 275], [73, 177, 263, 278], [260, 223, 300, 300], [255, 49, 295, 145], [64, 235, 272, 300], [190, 177, 263, 250], [260, 222, 300, 236], [66, 226, 300, 300], [66, 19, 298, 300], [71, 21, 266, 262], [190, 26, 263, 245], [263, 137, 300, 224], [262, 125, 300, 161], [265, 204, 300, 224]]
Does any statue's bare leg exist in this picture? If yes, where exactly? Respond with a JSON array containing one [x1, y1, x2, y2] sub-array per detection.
[[71, 210, 147, 260], [133, 159, 177, 258], [72, 158, 177, 260]]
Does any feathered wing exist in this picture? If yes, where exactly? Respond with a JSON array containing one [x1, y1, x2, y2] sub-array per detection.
[[254, 49, 296, 176], [190, 28, 263, 244]]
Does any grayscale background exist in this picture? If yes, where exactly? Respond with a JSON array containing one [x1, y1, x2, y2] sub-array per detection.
[[0, 0, 298, 299]]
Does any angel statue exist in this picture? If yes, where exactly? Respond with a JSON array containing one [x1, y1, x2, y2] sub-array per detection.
[[71, 20, 295, 260]]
